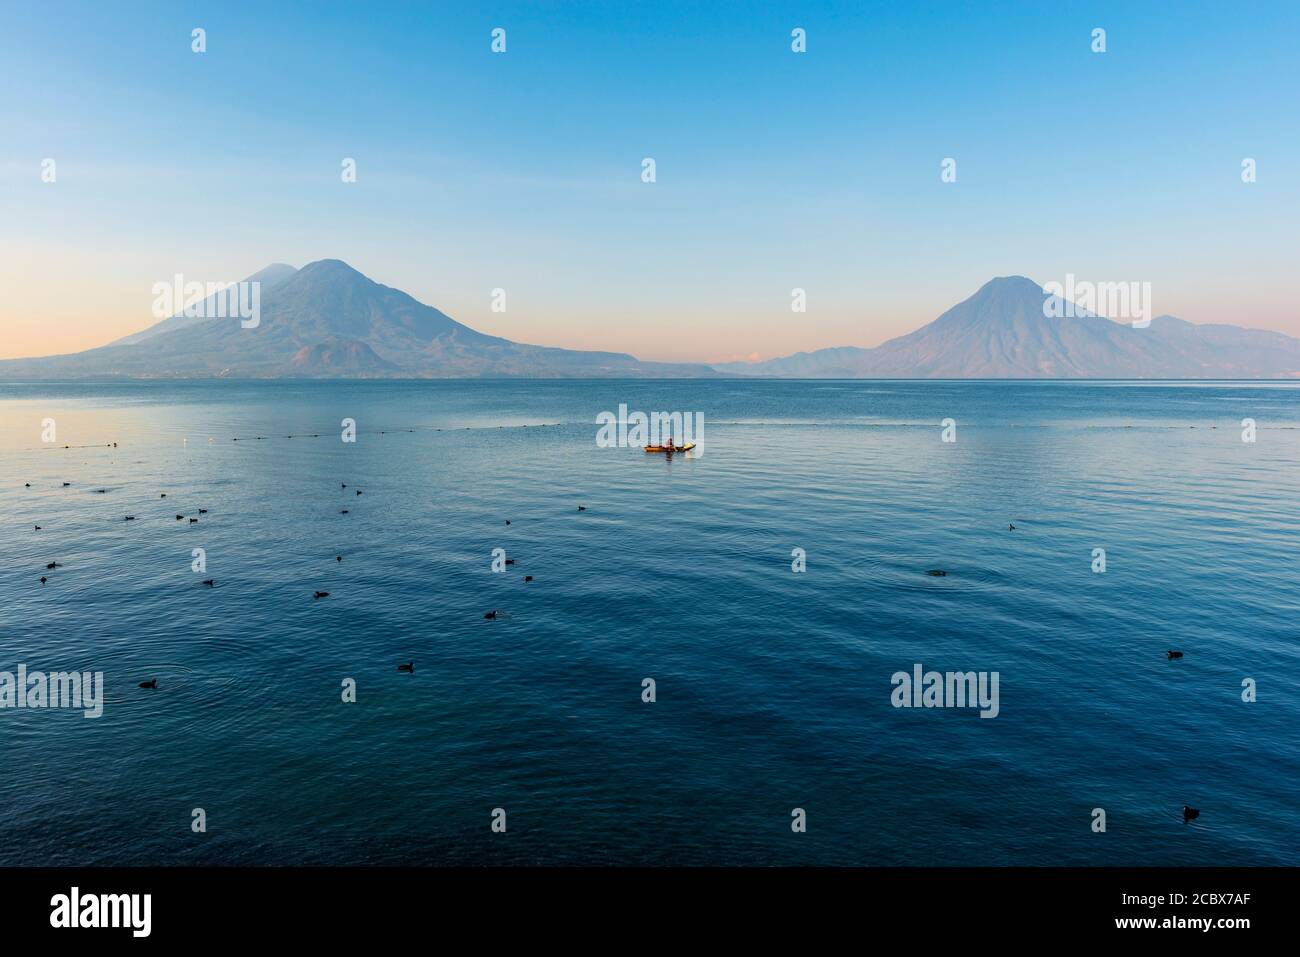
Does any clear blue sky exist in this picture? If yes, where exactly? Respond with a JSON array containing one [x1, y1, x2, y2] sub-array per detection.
[[2, 0, 1297, 361]]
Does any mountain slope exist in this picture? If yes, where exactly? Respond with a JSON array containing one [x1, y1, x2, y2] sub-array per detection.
[[107, 263, 299, 347], [290, 336, 398, 372], [0, 259, 716, 378], [715, 277, 1300, 378]]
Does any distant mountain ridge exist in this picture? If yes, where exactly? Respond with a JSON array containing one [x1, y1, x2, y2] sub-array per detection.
[[713, 276, 1300, 378], [5, 267, 1297, 379], [0, 259, 717, 379]]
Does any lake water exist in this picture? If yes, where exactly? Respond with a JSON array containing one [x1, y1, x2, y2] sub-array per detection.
[[1, 379, 1297, 865]]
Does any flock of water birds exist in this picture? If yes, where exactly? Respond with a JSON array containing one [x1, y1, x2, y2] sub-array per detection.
[[23, 429, 1204, 828], [25, 459, 591, 671]]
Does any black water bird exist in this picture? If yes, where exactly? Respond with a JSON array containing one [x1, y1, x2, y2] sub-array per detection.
[[314, 591, 330, 599], [1167, 650, 1184, 660], [160, 493, 166, 498], [202, 579, 214, 587], [1182, 805, 1200, 822], [578, 506, 586, 511], [484, 611, 498, 620], [34, 525, 41, 531], [524, 575, 533, 582], [356, 489, 362, 495], [40, 577, 47, 585], [1008, 523, 1016, 530], [139, 679, 157, 689], [62, 482, 70, 486], [925, 569, 947, 577], [124, 515, 135, 521], [189, 517, 198, 523], [95, 489, 106, 494], [340, 509, 349, 514], [336, 555, 343, 562], [341, 483, 347, 488], [397, 662, 414, 673], [504, 558, 516, 566], [176, 515, 184, 520], [46, 562, 62, 569]]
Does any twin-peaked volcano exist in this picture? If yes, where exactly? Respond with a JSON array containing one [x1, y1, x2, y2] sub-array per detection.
[[1, 259, 714, 378]]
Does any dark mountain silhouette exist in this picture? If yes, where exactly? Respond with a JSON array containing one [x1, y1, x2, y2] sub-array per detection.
[[0, 259, 716, 378], [714, 276, 1300, 378]]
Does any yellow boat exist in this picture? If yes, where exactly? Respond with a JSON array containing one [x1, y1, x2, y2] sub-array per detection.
[[644, 443, 696, 453]]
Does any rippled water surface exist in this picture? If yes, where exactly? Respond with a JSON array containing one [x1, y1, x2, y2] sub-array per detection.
[[1, 379, 1297, 865]]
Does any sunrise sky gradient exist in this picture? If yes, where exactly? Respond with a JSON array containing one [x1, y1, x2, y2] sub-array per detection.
[[2, 0, 1297, 362]]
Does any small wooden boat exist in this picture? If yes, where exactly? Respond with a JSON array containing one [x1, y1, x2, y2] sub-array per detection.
[[644, 443, 696, 454]]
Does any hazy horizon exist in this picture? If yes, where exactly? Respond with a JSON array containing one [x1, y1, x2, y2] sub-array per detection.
[[3, 1, 1298, 363]]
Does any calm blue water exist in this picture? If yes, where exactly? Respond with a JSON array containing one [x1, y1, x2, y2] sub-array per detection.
[[1, 379, 1297, 866]]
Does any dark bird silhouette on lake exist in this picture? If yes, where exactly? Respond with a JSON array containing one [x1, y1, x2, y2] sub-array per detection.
[[1183, 805, 1200, 822], [505, 558, 516, 566], [189, 517, 198, 523], [340, 509, 349, 514], [40, 576, 47, 585], [578, 505, 586, 511], [124, 515, 135, 521], [34, 525, 41, 531], [524, 575, 533, 582], [139, 679, 157, 689], [62, 482, 70, 487], [1167, 650, 1184, 660], [336, 555, 343, 562], [484, 610, 498, 620], [397, 662, 414, 673], [198, 509, 207, 514], [160, 493, 166, 498], [505, 520, 511, 525], [1008, 523, 1016, 530], [202, 579, 214, 587], [341, 483, 347, 488], [46, 562, 62, 569], [356, 489, 362, 495], [176, 514, 184, 520], [926, 569, 947, 577], [95, 489, 106, 494], [314, 591, 330, 599]]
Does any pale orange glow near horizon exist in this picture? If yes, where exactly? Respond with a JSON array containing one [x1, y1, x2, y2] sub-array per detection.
[[2, 251, 1298, 365]]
